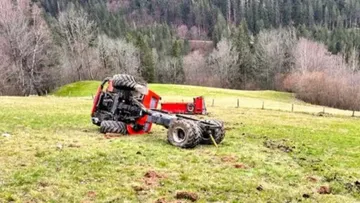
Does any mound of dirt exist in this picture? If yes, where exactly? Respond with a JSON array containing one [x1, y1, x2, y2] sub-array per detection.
[[234, 163, 249, 169], [175, 191, 198, 202], [155, 197, 167, 203], [143, 170, 165, 186], [317, 186, 331, 194]]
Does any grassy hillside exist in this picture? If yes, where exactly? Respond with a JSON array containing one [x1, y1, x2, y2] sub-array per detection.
[[52, 81, 295, 102], [1, 86, 360, 202], [52, 81, 358, 117], [52, 81, 100, 97]]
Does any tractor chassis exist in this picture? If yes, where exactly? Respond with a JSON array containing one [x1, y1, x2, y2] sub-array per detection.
[[91, 75, 225, 148]]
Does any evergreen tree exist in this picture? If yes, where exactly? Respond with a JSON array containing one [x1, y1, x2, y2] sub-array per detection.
[[307, 1, 315, 27], [212, 10, 228, 45], [232, 21, 253, 89], [135, 35, 155, 82], [282, 0, 292, 26], [171, 40, 185, 83]]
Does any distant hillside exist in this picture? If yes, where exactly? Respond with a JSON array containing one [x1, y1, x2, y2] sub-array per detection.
[[52, 81, 295, 102]]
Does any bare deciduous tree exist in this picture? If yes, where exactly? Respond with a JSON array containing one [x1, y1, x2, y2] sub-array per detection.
[[207, 39, 238, 88], [97, 35, 141, 78], [286, 38, 360, 111], [183, 51, 217, 86], [293, 38, 347, 74], [254, 27, 297, 89], [56, 4, 98, 83], [156, 56, 184, 84], [0, 0, 54, 96]]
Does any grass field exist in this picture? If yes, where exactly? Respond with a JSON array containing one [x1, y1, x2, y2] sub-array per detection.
[[53, 81, 359, 117], [1, 84, 360, 202]]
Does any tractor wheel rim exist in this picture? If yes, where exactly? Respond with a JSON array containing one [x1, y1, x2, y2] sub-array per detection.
[[173, 127, 186, 143]]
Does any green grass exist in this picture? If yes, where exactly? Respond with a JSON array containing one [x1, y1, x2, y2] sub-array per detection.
[[1, 86, 360, 202], [52, 81, 100, 97], [53, 81, 295, 103]]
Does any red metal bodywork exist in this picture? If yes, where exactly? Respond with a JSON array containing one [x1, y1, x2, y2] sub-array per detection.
[[160, 96, 206, 115], [91, 80, 161, 135], [126, 89, 161, 135]]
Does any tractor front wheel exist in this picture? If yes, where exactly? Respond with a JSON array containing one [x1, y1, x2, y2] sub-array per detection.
[[167, 120, 202, 148], [100, 121, 128, 135]]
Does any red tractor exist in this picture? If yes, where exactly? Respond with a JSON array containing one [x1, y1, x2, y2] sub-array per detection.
[[91, 74, 225, 148], [160, 96, 207, 115]]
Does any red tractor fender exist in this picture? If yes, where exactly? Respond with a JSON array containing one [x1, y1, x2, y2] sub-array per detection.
[[91, 78, 112, 117], [127, 89, 161, 135]]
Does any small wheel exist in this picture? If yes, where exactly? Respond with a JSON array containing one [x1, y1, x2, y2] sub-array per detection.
[[167, 119, 202, 148], [199, 120, 225, 145], [100, 121, 128, 135], [186, 103, 195, 112]]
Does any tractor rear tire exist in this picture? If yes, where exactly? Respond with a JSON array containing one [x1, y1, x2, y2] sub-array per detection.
[[200, 120, 225, 145], [100, 121, 128, 135], [112, 74, 148, 94], [112, 74, 137, 88], [167, 119, 202, 149]]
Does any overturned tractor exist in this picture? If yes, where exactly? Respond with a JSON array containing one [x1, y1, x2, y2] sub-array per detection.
[[91, 74, 225, 148]]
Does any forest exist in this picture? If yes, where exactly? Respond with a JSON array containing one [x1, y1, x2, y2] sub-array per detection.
[[1, 0, 360, 110]]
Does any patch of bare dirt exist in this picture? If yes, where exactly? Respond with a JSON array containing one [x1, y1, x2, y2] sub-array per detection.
[[104, 133, 123, 139], [155, 197, 167, 203], [68, 143, 81, 148], [132, 185, 145, 192], [263, 139, 295, 153], [220, 155, 238, 163], [306, 176, 318, 183], [143, 170, 165, 186], [87, 191, 96, 198], [317, 186, 331, 194], [175, 191, 199, 202], [39, 181, 49, 187], [234, 163, 249, 169]]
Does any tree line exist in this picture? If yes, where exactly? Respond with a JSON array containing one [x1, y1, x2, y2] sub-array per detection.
[[1, 0, 360, 110]]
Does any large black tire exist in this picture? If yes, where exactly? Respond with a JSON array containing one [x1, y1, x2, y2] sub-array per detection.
[[200, 120, 225, 145], [112, 74, 137, 88], [112, 74, 148, 95], [167, 119, 202, 149], [100, 121, 128, 135]]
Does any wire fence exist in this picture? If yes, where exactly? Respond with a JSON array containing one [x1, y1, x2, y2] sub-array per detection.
[[87, 94, 359, 117], [159, 96, 359, 118]]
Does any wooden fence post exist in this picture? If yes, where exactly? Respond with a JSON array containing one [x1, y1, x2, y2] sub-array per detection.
[[291, 104, 294, 112], [237, 99, 239, 108], [262, 101, 264, 110], [212, 99, 214, 107]]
